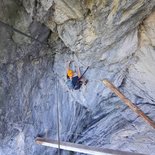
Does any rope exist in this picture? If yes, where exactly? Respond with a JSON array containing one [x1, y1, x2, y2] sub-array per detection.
[[0, 20, 52, 48], [55, 76, 61, 155]]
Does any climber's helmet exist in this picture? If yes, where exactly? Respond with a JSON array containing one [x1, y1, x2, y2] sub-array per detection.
[[67, 70, 74, 78]]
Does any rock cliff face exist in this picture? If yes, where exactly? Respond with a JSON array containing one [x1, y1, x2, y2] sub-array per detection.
[[0, 0, 155, 155]]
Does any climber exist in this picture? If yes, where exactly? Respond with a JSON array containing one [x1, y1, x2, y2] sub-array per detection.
[[66, 61, 88, 90]]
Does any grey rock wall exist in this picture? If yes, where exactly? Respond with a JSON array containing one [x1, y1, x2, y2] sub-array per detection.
[[0, 0, 155, 155]]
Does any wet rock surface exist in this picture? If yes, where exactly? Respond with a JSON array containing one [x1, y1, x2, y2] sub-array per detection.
[[0, 0, 155, 155]]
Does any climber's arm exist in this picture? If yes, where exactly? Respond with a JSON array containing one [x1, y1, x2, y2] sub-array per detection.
[[66, 61, 71, 72], [66, 60, 74, 72], [75, 64, 81, 78]]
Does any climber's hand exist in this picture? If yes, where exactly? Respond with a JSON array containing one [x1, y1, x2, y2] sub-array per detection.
[[67, 60, 73, 64]]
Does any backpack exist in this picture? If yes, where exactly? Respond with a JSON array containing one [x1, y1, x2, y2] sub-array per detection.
[[74, 80, 82, 90], [66, 79, 82, 90]]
